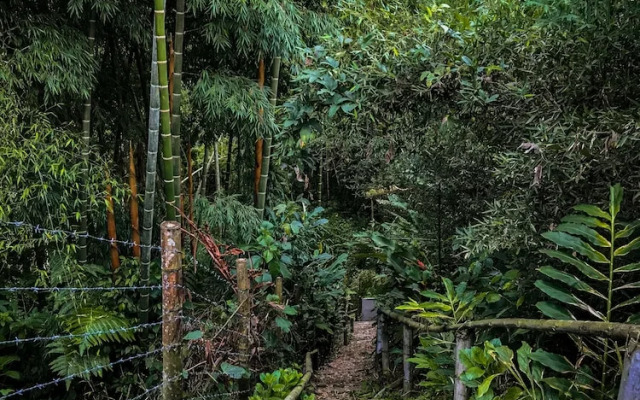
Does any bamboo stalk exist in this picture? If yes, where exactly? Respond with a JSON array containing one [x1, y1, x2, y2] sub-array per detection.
[[254, 58, 266, 206], [129, 142, 141, 258], [153, 0, 176, 221], [171, 0, 186, 223], [140, 23, 160, 322], [256, 57, 281, 216], [106, 179, 120, 271], [284, 350, 318, 400], [276, 276, 283, 304], [78, 16, 96, 265], [380, 308, 640, 340], [214, 138, 221, 195]]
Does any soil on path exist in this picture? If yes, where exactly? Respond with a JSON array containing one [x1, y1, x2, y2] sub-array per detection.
[[312, 321, 377, 400]]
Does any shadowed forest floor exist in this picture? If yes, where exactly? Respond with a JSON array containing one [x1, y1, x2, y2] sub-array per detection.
[[312, 321, 377, 400]]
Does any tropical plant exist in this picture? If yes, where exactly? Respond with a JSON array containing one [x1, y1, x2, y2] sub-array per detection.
[[249, 367, 313, 400], [535, 184, 640, 394]]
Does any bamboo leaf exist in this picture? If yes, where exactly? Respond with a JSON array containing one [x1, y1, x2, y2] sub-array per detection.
[[538, 266, 606, 300], [611, 295, 640, 311], [614, 282, 640, 291], [614, 262, 640, 273], [536, 301, 574, 321], [555, 223, 611, 247], [542, 232, 609, 263], [540, 249, 608, 281], [614, 237, 640, 257], [573, 204, 611, 221], [561, 214, 610, 230]]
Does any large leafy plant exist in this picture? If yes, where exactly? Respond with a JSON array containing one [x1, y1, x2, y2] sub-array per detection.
[[250, 367, 315, 400], [535, 184, 639, 394], [460, 339, 590, 400]]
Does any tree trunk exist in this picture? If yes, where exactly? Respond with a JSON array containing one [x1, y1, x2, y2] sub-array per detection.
[[106, 180, 120, 271], [254, 58, 266, 205], [129, 142, 141, 258], [154, 0, 176, 221], [171, 0, 186, 225], [78, 16, 96, 265], [214, 138, 221, 195], [196, 145, 210, 198], [255, 57, 281, 216], [140, 24, 160, 322]]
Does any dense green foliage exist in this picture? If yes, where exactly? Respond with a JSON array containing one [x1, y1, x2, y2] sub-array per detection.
[[2, 0, 640, 399]]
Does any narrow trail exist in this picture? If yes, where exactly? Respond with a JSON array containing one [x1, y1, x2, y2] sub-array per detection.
[[312, 321, 377, 400]]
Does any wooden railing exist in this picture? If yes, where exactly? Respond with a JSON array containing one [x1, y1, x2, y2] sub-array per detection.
[[378, 308, 640, 400]]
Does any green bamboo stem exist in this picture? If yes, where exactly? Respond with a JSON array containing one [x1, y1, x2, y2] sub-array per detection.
[[283, 350, 317, 400], [140, 22, 160, 323], [171, 0, 185, 225], [380, 308, 640, 340], [154, 0, 176, 221], [78, 16, 96, 265], [256, 56, 281, 217]]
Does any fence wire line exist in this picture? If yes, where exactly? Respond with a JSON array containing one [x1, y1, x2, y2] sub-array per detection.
[[0, 285, 162, 293], [0, 319, 164, 346], [0, 344, 178, 399], [0, 220, 164, 251], [185, 389, 252, 400]]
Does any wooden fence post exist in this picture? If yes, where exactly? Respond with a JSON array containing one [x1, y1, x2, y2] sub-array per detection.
[[161, 221, 183, 400], [454, 329, 473, 400], [380, 313, 390, 377], [343, 298, 350, 345], [402, 324, 413, 395], [237, 258, 251, 400], [275, 276, 283, 304], [618, 340, 640, 400]]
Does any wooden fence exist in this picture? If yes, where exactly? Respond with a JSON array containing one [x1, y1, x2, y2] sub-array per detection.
[[378, 308, 640, 400]]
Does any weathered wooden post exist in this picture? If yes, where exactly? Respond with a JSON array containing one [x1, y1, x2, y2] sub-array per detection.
[[343, 298, 350, 345], [237, 258, 251, 400], [161, 221, 183, 400], [275, 276, 283, 304], [454, 329, 473, 400], [381, 313, 390, 377], [376, 310, 384, 368], [402, 324, 413, 395], [618, 340, 640, 400]]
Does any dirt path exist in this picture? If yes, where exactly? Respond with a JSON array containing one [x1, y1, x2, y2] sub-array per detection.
[[312, 321, 377, 400]]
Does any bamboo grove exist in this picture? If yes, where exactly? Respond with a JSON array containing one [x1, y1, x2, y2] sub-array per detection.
[[4, 0, 640, 399]]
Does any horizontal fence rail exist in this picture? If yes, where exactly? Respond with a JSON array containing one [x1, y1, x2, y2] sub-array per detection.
[[378, 307, 640, 400], [284, 350, 318, 400]]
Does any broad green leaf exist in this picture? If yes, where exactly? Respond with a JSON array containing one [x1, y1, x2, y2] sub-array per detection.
[[275, 317, 292, 333], [502, 387, 524, 400], [418, 302, 452, 311], [478, 374, 499, 396], [370, 233, 395, 249], [610, 184, 623, 218], [420, 290, 448, 301], [517, 342, 532, 378], [614, 262, 640, 273], [220, 362, 247, 379], [555, 223, 611, 247], [573, 204, 611, 221], [418, 312, 453, 319], [461, 366, 485, 380], [283, 306, 298, 316], [315, 322, 333, 333], [542, 232, 609, 264], [614, 237, 640, 257], [536, 301, 574, 320], [540, 249, 608, 280], [443, 278, 456, 301], [562, 214, 610, 230], [543, 377, 573, 391], [538, 266, 606, 299], [535, 280, 604, 320], [183, 330, 203, 340], [529, 349, 573, 373]]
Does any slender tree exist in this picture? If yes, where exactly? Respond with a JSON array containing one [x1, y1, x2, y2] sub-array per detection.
[[214, 138, 221, 195], [171, 0, 186, 224], [140, 26, 160, 322], [256, 57, 281, 216], [106, 179, 120, 271], [78, 16, 96, 265], [129, 142, 141, 258], [154, 0, 176, 221]]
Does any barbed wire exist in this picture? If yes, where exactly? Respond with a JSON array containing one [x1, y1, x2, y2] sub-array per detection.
[[0, 319, 164, 346], [181, 316, 249, 338], [0, 220, 164, 251], [128, 372, 184, 400], [184, 389, 252, 399], [0, 285, 162, 293], [0, 344, 178, 399]]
